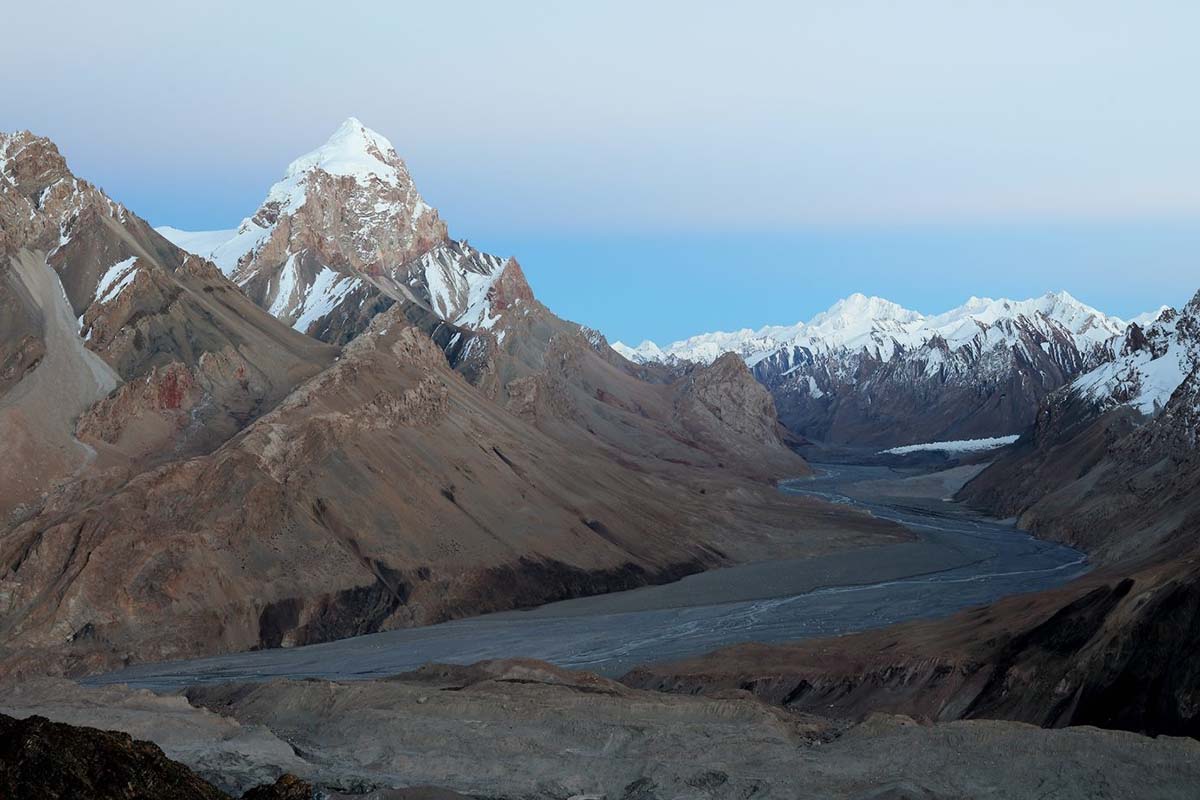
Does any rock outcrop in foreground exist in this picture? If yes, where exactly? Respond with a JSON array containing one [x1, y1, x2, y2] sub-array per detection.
[[0, 712, 311, 800]]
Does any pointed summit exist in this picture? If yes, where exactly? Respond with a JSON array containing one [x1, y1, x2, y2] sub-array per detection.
[[279, 116, 404, 191]]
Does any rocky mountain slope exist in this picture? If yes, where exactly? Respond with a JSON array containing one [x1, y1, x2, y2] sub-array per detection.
[[0, 307, 851, 678], [0, 131, 335, 520], [160, 120, 809, 482], [1, 128, 897, 679], [618, 291, 1139, 447], [0, 711, 311, 799], [959, 290, 1200, 560]]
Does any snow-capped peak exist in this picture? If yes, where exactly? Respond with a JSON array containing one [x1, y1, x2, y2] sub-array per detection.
[[807, 293, 923, 328], [159, 116, 442, 279], [262, 117, 412, 218], [913, 290, 1126, 350], [1130, 306, 1173, 328], [613, 340, 666, 363], [280, 117, 403, 189]]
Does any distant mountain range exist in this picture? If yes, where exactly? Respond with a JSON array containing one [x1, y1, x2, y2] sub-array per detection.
[[615, 292, 1169, 447]]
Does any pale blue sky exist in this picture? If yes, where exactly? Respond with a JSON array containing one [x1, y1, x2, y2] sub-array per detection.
[[4, 1, 1199, 342]]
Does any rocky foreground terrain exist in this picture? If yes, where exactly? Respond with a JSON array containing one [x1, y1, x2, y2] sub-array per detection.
[[2, 660, 1198, 799]]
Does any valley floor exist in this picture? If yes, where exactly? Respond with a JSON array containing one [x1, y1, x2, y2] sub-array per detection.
[[1, 460, 1160, 798], [85, 462, 1087, 689]]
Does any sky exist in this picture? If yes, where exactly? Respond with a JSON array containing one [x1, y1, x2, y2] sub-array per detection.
[[3, 1, 1200, 344]]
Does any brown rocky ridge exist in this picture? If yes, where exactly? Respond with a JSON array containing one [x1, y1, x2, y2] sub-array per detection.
[[0, 131, 334, 521]]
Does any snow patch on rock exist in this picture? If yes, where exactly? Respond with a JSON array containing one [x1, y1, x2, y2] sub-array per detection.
[[292, 267, 362, 333], [94, 256, 139, 305]]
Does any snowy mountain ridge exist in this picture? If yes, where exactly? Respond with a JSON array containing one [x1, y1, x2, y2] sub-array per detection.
[[614, 291, 1133, 369], [613, 290, 1164, 447], [1071, 294, 1200, 416]]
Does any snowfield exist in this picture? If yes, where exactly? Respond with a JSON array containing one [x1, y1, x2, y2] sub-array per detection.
[[882, 435, 1021, 455]]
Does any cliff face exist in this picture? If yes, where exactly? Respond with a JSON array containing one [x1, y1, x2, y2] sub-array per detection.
[[682, 352, 787, 448]]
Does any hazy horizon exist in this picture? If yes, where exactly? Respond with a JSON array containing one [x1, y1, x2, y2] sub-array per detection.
[[5, 1, 1199, 342]]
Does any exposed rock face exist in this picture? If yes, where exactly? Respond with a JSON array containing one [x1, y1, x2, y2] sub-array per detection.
[[239, 775, 314, 800], [0, 712, 228, 799], [156, 120, 504, 346], [681, 352, 788, 447], [618, 292, 1132, 447], [0, 710, 315, 799]]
